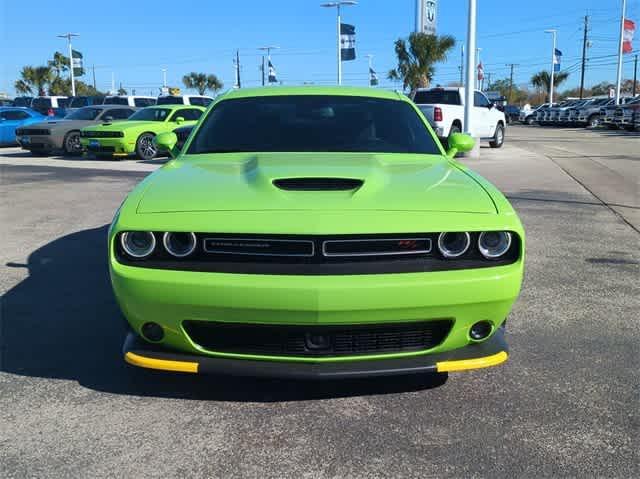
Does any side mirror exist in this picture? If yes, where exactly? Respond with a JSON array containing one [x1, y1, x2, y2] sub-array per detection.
[[487, 103, 494, 109], [175, 116, 185, 125], [446, 133, 475, 158], [154, 131, 178, 158]]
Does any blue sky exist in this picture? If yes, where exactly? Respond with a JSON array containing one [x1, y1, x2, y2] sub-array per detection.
[[1, 0, 638, 96]]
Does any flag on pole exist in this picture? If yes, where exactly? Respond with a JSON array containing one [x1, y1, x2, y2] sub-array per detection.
[[340, 23, 356, 61], [623, 19, 636, 54], [553, 48, 562, 72], [369, 67, 378, 86], [71, 50, 84, 76], [477, 61, 484, 81], [268, 59, 277, 83]]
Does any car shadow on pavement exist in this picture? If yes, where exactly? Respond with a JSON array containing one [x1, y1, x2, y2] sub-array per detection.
[[1, 226, 447, 402]]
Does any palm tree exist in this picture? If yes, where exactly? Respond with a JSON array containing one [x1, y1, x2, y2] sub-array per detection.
[[387, 33, 455, 93], [182, 72, 224, 96], [531, 70, 569, 96], [48, 52, 69, 79], [14, 66, 53, 96]]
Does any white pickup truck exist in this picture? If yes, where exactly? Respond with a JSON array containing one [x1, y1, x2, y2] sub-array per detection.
[[412, 87, 506, 148]]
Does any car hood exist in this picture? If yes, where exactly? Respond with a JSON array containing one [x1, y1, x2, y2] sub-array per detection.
[[136, 153, 497, 214]]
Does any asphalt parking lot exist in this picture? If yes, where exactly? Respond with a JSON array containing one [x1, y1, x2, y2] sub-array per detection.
[[1, 125, 638, 478]]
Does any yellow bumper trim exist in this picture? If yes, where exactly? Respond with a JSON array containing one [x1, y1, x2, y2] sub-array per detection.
[[436, 351, 508, 373], [124, 351, 199, 373]]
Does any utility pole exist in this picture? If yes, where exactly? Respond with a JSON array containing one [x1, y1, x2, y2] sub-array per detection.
[[464, 0, 478, 157], [634, 54, 638, 96], [579, 15, 589, 99], [161, 68, 167, 89], [92, 65, 96, 90], [459, 44, 464, 85], [111, 72, 115, 94], [57, 33, 79, 96], [615, 0, 627, 104], [506, 63, 518, 103], [234, 49, 241, 88], [545, 29, 557, 105]]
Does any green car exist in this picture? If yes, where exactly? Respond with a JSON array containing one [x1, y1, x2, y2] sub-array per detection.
[[80, 104, 205, 160], [110, 86, 525, 379]]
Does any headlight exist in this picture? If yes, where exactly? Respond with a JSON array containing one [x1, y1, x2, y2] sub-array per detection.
[[163, 232, 197, 257], [478, 231, 512, 259], [437, 232, 470, 258], [121, 231, 156, 258]]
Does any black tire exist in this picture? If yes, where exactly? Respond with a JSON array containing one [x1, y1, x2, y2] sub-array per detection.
[[135, 133, 157, 161], [526, 116, 534, 125], [63, 130, 82, 156], [489, 123, 505, 148], [587, 115, 601, 128]]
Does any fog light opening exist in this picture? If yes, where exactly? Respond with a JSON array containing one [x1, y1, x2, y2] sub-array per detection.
[[469, 321, 493, 341], [141, 322, 165, 342]]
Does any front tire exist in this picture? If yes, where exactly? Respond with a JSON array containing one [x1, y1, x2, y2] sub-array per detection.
[[489, 123, 505, 148], [587, 114, 601, 128], [63, 131, 82, 156], [525, 116, 534, 125], [135, 133, 157, 161]]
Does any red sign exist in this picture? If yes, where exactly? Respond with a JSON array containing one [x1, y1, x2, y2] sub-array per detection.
[[623, 19, 636, 54]]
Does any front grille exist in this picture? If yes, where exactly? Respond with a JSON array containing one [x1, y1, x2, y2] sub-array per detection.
[[81, 130, 123, 138], [87, 145, 115, 153], [182, 320, 453, 357], [16, 128, 50, 135]]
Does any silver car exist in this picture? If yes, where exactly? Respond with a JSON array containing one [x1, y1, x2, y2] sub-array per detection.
[[16, 105, 135, 156]]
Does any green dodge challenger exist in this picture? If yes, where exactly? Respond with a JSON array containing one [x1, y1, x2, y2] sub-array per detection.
[[80, 104, 205, 160], [110, 86, 525, 379]]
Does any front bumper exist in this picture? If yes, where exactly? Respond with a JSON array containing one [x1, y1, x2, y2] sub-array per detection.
[[123, 327, 508, 378], [17, 135, 61, 151], [80, 137, 134, 156]]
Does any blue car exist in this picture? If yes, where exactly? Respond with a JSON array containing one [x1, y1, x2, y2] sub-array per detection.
[[0, 107, 47, 146]]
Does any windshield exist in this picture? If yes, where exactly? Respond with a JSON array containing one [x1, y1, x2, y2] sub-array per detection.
[[413, 90, 460, 105], [157, 96, 184, 105], [128, 108, 171, 122], [188, 95, 441, 155], [70, 97, 88, 108], [64, 107, 102, 120]]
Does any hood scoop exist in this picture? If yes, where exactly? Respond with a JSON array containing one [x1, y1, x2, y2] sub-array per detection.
[[273, 177, 364, 191]]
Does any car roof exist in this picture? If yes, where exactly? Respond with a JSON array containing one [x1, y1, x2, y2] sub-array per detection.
[[159, 94, 213, 98], [220, 86, 407, 102], [142, 104, 206, 110]]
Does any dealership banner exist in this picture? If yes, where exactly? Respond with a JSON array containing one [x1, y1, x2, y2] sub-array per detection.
[[369, 67, 378, 86], [623, 19, 635, 54], [553, 48, 562, 72], [268, 59, 277, 83], [72, 50, 84, 76], [419, 0, 437, 35], [340, 23, 356, 61]]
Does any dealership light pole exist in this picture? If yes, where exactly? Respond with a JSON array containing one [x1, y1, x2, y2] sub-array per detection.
[[545, 29, 557, 105], [57, 33, 79, 96], [615, 0, 627, 104], [258, 46, 279, 86], [321, 1, 357, 85], [464, 0, 478, 157], [161, 68, 167, 89]]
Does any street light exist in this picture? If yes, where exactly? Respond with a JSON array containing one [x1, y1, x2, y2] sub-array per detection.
[[544, 29, 557, 105], [320, 1, 357, 85], [258, 45, 280, 86], [57, 33, 79, 96]]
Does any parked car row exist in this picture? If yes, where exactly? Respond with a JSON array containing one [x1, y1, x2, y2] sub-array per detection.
[[5, 94, 213, 117], [519, 96, 640, 130], [14, 104, 205, 160]]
